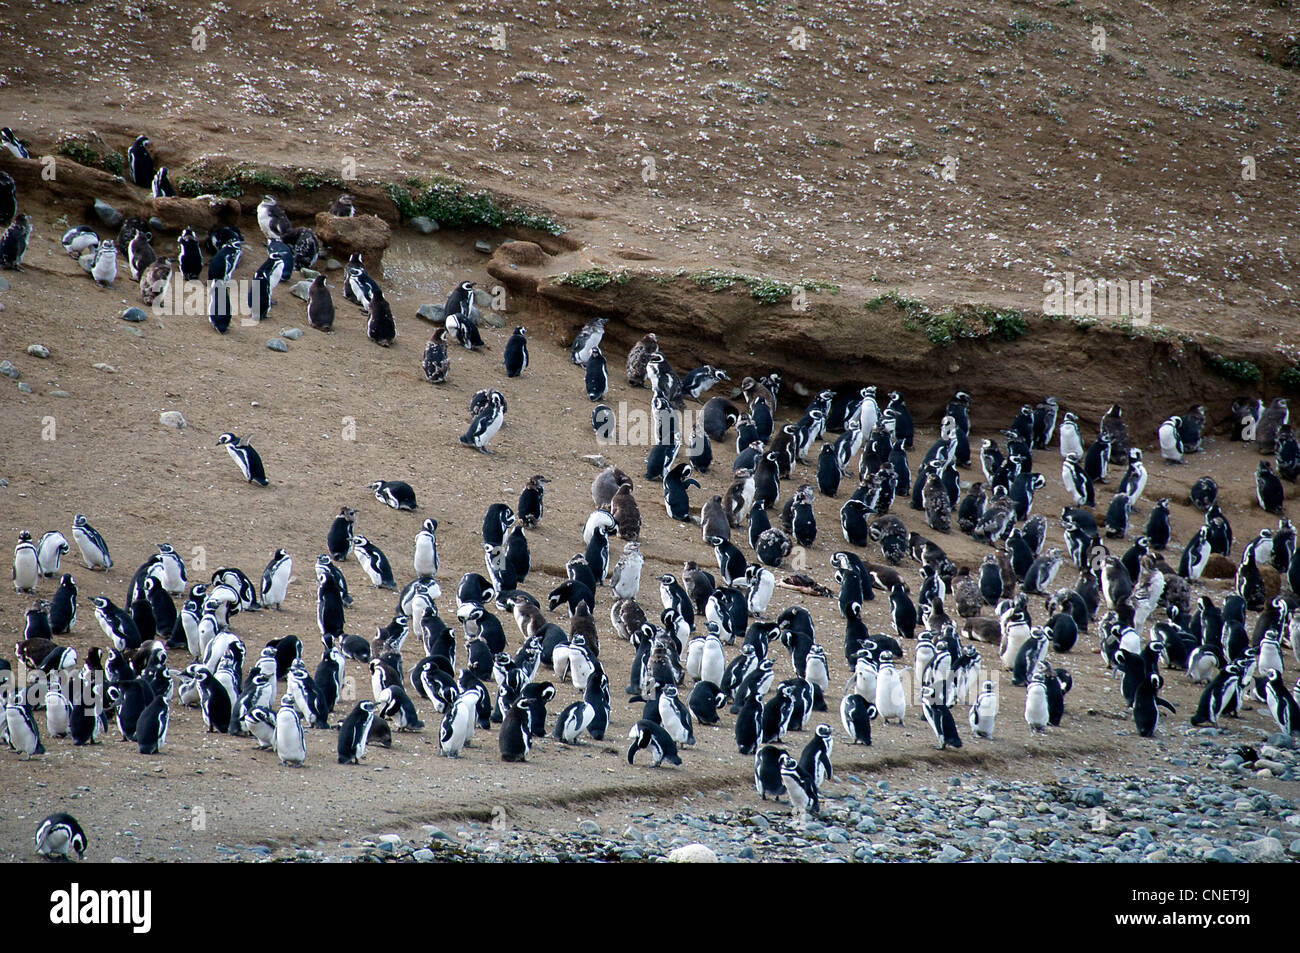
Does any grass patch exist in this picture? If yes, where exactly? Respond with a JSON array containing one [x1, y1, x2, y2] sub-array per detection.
[[386, 178, 564, 234], [555, 267, 630, 291], [1206, 355, 1261, 385], [1280, 366, 1300, 390], [56, 137, 124, 176], [867, 294, 1033, 346], [688, 268, 838, 305]]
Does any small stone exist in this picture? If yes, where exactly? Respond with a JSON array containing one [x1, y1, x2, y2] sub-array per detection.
[[1076, 787, 1106, 808], [299, 268, 321, 280], [281, 328, 304, 340], [581, 454, 607, 469], [1203, 846, 1238, 863], [409, 216, 439, 234], [159, 411, 188, 429], [578, 820, 602, 836], [49, 390, 70, 398], [0, 360, 18, 379], [26, 344, 50, 359], [738, 846, 755, 860], [93, 199, 123, 227], [120, 307, 148, 322], [148, 216, 166, 232], [290, 280, 313, 301], [474, 240, 492, 254], [267, 338, 288, 352], [17, 382, 32, 393], [667, 844, 718, 863], [417, 303, 446, 323], [0, 276, 9, 290], [411, 848, 436, 862], [93, 363, 117, 373], [936, 844, 965, 863], [376, 834, 402, 846], [325, 258, 343, 271]]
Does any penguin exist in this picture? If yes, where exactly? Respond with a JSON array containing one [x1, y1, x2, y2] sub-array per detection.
[[0, 128, 29, 160], [627, 718, 681, 767], [967, 680, 998, 739], [1024, 672, 1049, 733], [12, 531, 37, 593], [575, 343, 610, 402], [504, 326, 530, 377], [298, 273, 336, 332], [754, 744, 787, 800], [570, 317, 608, 366], [921, 684, 963, 750], [1257, 461, 1286, 515], [49, 574, 78, 634], [135, 693, 169, 754], [0, 171, 13, 228], [207, 276, 233, 334], [327, 508, 357, 561], [91, 239, 119, 288], [734, 693, 762, 755], [779, 752, 820, 816], [6, 701, 44, 756], [682, 365, 731, 401], [334, 700, 379, 765], [207, 238, 242, 282], [217, 433, 269, 486], [369, 479, 418, 511], [1133, 673, 1176, 738], [1263, 669, 1300, 735], [346, 253, 381, 312], [126, 229, 156, 282], [365, 287, 396, 345], [840, 692, 875, 745], [875, 656, 906, 724], [175, 227, 203, 280], [255, 194, 292, 241], [1190, 663, 1242, 727], [1157, 416, 1184, 464], [127, 135, 155, 187], [150, 165, 176, 198], [499, 699, 533, 762], [461, 391, 506, 453], [35, 813, 87, 861], [1258, 398, 1291, 454], [260, 549, 292, 609], [62, 226, 100, 259], [664, 462, 700, 522], [0, 214, 32, 270], [799, 723, 835, 786], [658, 684, 695, 745]]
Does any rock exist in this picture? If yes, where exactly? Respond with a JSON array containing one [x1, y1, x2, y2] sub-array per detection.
[[581, 454, 607, 469], [314, 213, 391, 276], [148, 217, 166, 232], [376, 834, 403, 847], [493, 240, 547, 267], [578, 820, 602, 836], [149, 195, 241, 232], [936, 844, 965, 863], [159, 411, 188, 429], [409, 216, 439, 234], [49, 390, 70, 398], [1075, 787, 1106, 808], [299, 268, 321, 280], [93, 199, 123, 227], [1239, 836, 1285, 862], [475, 240, 493, 254], [17, 382, 31, 394], [417, 303, 446, 323], [0, 361, 18, 379], [0, 276, 9, 290], [267, 338, 288, 352], [1202, 846, 1238, 863], [667, 844, 718, 863], [738, 846, 756, 860], [325, 258, 343, 271], [120, 307, 148, 323], [281, 328, 304, 340], [26, 344, 50, 359], [478, 306, 506, 329], [411, 848, 435, 863], [290, 281, 313, 301]]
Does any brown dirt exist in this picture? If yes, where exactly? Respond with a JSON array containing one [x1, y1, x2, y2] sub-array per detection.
[[0, 0, 1297, 861]]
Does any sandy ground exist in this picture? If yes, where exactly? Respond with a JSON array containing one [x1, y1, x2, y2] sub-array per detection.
[[0, 198, 1296, 862]]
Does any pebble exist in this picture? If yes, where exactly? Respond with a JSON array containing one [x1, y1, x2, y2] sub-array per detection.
[[475, 240, 492, 254], [93, 363, 117, 373], [17, 382, 31, 393], [325, 258, 343, 271], [49, 390, 69, 398], [281, 328, 304, 340], [578, 820, 601, 836], [290, 280, 313, 301], [1238, 836, 1285, 862], [417, 303, 445, 323], [410, 216, 439, 234], [27, 344, 50, 358], [1203, 846, 1238, 863], [159, 411, 188, 429], [667, 844, 718, 863], [581, 454, 607, 468], [0, 360, 18, 379], [267, 338, 288, 352]]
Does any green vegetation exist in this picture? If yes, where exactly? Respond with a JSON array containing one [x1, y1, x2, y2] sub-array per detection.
[[385, 178, 564, 235], [687, 269, 838, 305], [1206, 355, 1262, 384], [555, 268, 629, 291], [1280, 365, 1300, 390], [866, 293, 1028, 346], [56, 137, 124, 176]]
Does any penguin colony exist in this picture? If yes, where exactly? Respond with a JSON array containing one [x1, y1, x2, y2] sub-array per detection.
[[4, 134, 1300, 857]]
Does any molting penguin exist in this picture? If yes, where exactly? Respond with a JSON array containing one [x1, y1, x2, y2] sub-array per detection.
[[0, 214, 33, 270], [307, 274, 335, 332], [570, 317, 607, 366]]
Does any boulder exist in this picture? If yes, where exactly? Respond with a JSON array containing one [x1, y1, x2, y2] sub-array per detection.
[[314, 212, 391, 276]]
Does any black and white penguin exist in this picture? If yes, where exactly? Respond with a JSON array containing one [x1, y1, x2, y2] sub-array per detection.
[[327, 509, 357, 564], [126, 228, 156, 282], [344, 253, 380, 313], [0, 171, 14, 228], [150, 165, 176, 198], [217, 433, 268, 486], [366, 287, 396, 346], [62, 226, 100, 259], [584, 346, 609, 401], [779, 752, 820, 816], [331, 700, 375, 765], [369, 479, 418, 511], [1132, 673, 1175, 738], [664, 462, 700, 522], [207, 238, 242, 282], [12, 531, 37, 593], [35, 812, 87, 861], [6, 701, 44, 756], [90, 238, 119, 288], [127, 135, 155, 188], [461, 391, 506, 453], [1263, 669, 1300, 735], [0, 214, 33, 270], [798, 723, 834, 787], [0, 127, 29, 159], [754, 744, 786, 799], [627, 718, 681, 767], [499, 699, 533, 762], [48, 574, 78, 634], [174, 226, 203, 280], [135, 692, 169, 755], [500, 325, 529, 378], [1257, 461, 1286, 516], [681, 365, 731, 401], [570, 317, 608, 366], [921, 684, 963, 750]]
